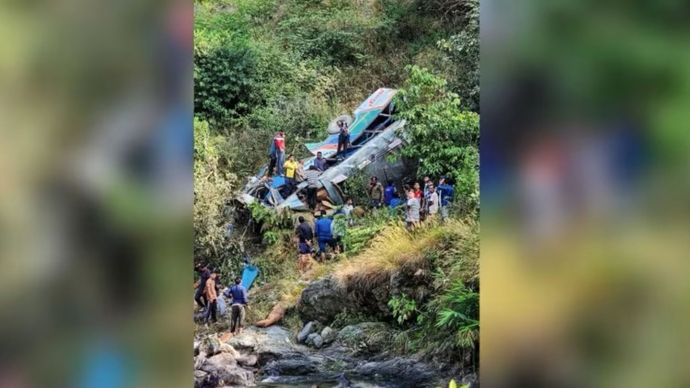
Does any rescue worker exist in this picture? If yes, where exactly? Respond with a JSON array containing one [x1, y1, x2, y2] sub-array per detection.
[[225, 277, 248, 335]]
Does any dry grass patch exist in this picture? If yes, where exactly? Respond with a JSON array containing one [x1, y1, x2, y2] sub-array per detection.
[[333, 220, 473, 291]]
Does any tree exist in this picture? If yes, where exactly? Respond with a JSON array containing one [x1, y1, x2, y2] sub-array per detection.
[[395, 66, 479, 214]]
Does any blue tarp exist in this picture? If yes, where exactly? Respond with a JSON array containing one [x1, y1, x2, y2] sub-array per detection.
[[241, 264, 259, 290]]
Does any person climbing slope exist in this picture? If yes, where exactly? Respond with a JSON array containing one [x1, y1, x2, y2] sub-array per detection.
[[295, 216, 314, 272], [314, 210, 334, 262], [224, 277, 249, 335]]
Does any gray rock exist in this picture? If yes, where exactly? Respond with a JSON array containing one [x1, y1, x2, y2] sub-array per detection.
[[305, 332, 319, 346], [228, 326, 302, 363], [199, 353, 254, 386], [353, 357, 436, 386], [202, 335, 223, 356], [263, 354, 324, 376], [462, 372, 479, 387], [312, 334, 324, 348], [297, 321, 319, 343], [200, 352, 236, 369], [321, 326, 337, 344], [337, 322, 393, 355], [296, 277, 349, 324], [236, 354, 258, 367]]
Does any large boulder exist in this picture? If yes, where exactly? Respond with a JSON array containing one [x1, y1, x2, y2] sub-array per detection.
[[227, 326, 304, 364], [199, 334, 240, 359], [296, 277, 349, 324], [321, 326, 337, 345], [337, 322, 394, 355], [353, 357, 437, 387], [198, 353, 254, 387], [262, 354, 324, 376]]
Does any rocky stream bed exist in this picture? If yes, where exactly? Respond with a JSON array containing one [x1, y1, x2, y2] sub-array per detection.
[[194, 277, 477, 388]]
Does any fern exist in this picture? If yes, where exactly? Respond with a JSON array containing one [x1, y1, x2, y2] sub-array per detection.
[[433, 280, 479, 348]]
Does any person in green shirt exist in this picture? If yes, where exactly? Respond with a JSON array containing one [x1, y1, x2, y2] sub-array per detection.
[[331, 213, 348, 254]]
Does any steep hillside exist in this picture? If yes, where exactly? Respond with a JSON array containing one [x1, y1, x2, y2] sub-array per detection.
[[193, 0, 480, 385]]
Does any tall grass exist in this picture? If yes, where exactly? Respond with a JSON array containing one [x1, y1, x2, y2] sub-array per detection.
[[334, 219, 476, 292], [329, 218, 479, 365]]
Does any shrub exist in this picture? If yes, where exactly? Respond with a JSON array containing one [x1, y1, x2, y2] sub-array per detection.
[[194, 43, 261, 125], [193, 118, 240, 265], [388, 293, 418, 325], [433, 280, 479, 349]]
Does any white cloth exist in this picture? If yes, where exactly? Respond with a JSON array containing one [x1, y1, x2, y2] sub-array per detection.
[[406, 198, 420, 222], [427, 192, 439, 214]]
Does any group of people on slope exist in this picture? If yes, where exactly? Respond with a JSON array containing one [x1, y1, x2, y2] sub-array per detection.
[[294, 207, 351, 273], [194, 264, 249, 335], [404, 175, 455, 229], [365, 174, 454, 215], [266, 121, 351, 204]]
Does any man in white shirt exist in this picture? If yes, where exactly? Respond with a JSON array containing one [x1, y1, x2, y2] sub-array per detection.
[[406, 190, 420, 229]]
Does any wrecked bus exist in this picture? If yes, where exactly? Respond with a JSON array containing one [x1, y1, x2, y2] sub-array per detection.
[[237, 88, 415, 211]]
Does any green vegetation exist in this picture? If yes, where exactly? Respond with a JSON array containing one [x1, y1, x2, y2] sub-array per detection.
[[395, 66, 479, 214], [193, 0, 479, 374], [335, 219, 479, 363], [388, 293, 417, 325]]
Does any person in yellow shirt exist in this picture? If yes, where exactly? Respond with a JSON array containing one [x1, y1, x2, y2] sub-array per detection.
[[283, 154, 299, 195]]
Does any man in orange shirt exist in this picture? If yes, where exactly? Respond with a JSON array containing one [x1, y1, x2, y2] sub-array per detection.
[[204, 270, 219, 323]]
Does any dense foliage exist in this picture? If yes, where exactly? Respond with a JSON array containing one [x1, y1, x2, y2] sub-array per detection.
[[193, 118, 238, 265], [194, 0, 481, 263], [395, 66, 480, 214]]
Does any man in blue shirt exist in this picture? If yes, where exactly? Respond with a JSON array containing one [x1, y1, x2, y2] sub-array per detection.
[[436, 175, 454, 221], [224, 277, 249, 335], [314, 210, 334, 262], [314, 152, 328, 172], [383, 180, 397, 207]]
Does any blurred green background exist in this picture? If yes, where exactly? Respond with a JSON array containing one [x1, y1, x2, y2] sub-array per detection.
[[482, 0, 690, 386], [0, 0, 192, 387]]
